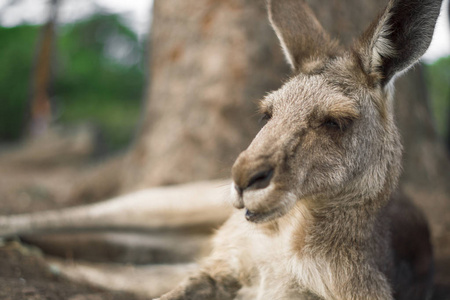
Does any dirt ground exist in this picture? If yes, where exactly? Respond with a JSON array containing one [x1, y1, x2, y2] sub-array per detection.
[[0, 241, 146, 300], [0, 131, 148, 300]]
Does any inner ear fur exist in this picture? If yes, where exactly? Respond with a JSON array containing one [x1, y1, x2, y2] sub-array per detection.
[[356, 0, 443, 86], [268, 0, 341, 72]]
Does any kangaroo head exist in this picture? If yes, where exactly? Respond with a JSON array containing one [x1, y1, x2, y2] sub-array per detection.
[[231, 0, 442, 223]]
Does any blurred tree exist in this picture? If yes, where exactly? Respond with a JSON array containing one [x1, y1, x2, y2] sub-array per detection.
[[123, 0, 290, 188], [0, 11, 144, 150], [448, 0, 450, 151], [0, 25, 38, 142], [55, 13, 145, 151], [28, 0, 60, 137], [425, 57, 450, 151]]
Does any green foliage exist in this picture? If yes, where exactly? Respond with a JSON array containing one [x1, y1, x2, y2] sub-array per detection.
[[424, 56, 450, 142], [0, 13, 145, 151], [0, 25, 39, 141], [55, 13, 145, 151]]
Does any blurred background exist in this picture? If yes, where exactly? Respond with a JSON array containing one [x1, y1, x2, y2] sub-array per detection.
[[1, 0, 449, 157], [0, 0, 449, 299], [0, 0, 151, 154]]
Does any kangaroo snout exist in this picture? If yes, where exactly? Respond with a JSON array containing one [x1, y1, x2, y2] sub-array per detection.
[[231, 150, 280, 213], [232, 150, 274, 191]]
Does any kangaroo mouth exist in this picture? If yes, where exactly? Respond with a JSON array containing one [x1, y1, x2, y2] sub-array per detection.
[[237, 185, 298, 223], [244, 207, 284, 223]]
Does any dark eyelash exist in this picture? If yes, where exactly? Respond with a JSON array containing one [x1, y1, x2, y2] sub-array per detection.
[[322, 117, 353, 131], [323, 119, 340, 128], [259, 113, 272, 124]]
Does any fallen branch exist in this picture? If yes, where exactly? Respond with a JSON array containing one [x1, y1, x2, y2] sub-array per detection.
[[0, 179, 233, 237]]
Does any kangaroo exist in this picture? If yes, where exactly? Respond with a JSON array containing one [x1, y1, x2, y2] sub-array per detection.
[[157, 0, 442, 299]]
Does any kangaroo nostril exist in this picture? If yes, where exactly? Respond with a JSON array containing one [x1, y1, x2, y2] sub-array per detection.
[[247, 168, 274, 190]]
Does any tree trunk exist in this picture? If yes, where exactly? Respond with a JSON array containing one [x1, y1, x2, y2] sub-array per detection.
[[123, 0, 450, 282], [122, 0, 289, 190], [28, 0, 60, 137], [124, 0, 450, 191]]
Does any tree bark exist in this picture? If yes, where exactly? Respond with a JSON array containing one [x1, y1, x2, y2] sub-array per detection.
[[122, 0, 289, 190], [28, 0, 60, 137]]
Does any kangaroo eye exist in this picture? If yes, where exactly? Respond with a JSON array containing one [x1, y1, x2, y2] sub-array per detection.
[[322, 117, 353, 131], [259, 112, 272, 125], [323, 119, 340, 128]]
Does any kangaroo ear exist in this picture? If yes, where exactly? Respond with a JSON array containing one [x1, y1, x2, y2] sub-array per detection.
[[268, 0, 340, 72], [357, 0, 443, 86]]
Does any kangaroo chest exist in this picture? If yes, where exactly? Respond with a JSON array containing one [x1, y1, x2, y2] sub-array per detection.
[[231, 213, 327, 300]]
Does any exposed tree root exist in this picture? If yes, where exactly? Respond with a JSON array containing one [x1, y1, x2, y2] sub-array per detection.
[[0, 179, 233, 237]]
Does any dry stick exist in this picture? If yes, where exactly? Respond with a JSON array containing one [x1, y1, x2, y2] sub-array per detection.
[[0, 180, 233, 237]]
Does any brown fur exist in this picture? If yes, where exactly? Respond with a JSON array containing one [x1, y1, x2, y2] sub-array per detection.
[[157, 0, 441, 299]]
